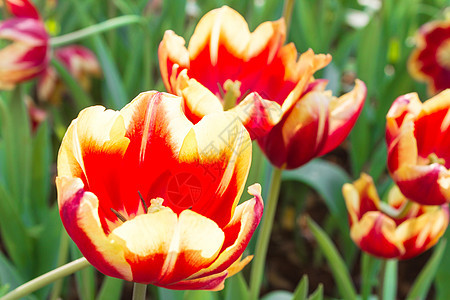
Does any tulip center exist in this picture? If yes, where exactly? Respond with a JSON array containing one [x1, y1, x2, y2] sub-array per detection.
[[221, 80, 241, 110], [437, 39, 450, 69], [428, 153, 446, 165]]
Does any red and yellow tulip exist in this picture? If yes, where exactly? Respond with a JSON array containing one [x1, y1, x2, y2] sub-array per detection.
[[158, 6, 366, 167], [258, 79, 366, 169], [408, 20, 450, 95], [38, 45, 101, 103], [343, 173, 448, 259], [0, 0, 49, 89], [56, 91, 263, 289], [386, 90, 450, 205]]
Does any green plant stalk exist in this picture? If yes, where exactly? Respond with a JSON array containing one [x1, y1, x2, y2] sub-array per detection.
[[132, 283, 147, 300], [49, 232, 70, 300], [50, 15, 143, 47], [1, 258, 91, 300], [379, 259, 397, 300], [249, 167, 283, 300], [282, 0, 295, 34]]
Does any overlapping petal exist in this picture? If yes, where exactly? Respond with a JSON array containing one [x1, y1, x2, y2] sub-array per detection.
[[343, 173, 448, 259], [386, 90, 450, 205], [57, 91, 263, 289], [408, 20, 450, 95], [0, 0, 49, 89], [258, 79, 366, 169]]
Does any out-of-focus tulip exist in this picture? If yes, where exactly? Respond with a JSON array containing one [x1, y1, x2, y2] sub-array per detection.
[[408, 20, 450, 95], [25, 96, 47, 132], [258, 79, 366, 169], [38, 45, 101, 103], [56, 91, 263, 289], [0, 0, 49, 89], [386, 90, 450, 205], [343, 173, 448, 259]]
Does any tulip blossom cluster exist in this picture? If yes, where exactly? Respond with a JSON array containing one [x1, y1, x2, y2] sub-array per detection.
[[57, 92, 263, 289], [344, 89, 450, 259], [343, 173, 448, 260], [408, 20, 450, 95], [0, 0, 49, 89], [159, 6, 366, 169]]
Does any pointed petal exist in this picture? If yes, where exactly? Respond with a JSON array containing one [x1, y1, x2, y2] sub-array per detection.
[[56, 177, 132, 280], [229, 92, 282, 139], [318, 79, 366, 156], [190, 184, 263, 279], [158, 30, 190, 93], [5, 0, 40, 19]]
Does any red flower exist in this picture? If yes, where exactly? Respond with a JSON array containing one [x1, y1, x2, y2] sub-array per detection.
[[408, 20, 450, 95], [0, 0, 49, 89], [38, 45, 101, 103], [258, 79, 366, 169], [57, 91, 263, 289], [386, 90, 450, 205], [158, 6, 330, 140], [343, 173, 448, 259]]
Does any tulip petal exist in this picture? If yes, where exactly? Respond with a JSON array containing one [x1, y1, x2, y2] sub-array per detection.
[[229, 92, 282, 140], [319, 79, 366, 156], [112, 209, 225, 284], [158, 30, 190, 94], [5, 0, 40, 19], [57, 177, 132, 280], [190, 184, 263, 279], [351, 211, 405, 258], [178, 111, 252, 227], [157, 270, 228, 291], [179, 77, 224, 124], [396, 205, 449, 259], [393, 164, 450, 205]]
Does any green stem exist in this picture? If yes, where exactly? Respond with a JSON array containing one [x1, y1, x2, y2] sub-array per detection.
[[282, 0, 295, 35], [249, 167, 283, 300], [49, 232, 70, 300], [51, 58, 94, 111], [132, 283, 147, 300], [50, 15, 143, 47], [379, 199, 413, 219], [1, 258, 91, 300], [379, 259, 397, 300]]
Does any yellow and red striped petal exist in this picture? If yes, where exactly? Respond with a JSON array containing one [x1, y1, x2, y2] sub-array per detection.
[[228, 92, 282, 140], [343, 173, 449, 259], [190, 184, 263, 279], [319, 79, 366, 156]]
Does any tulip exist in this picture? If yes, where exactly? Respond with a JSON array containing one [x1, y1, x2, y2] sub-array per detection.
[[386, 90, 450, 205], [258, 79, 366, 169], [38, 45, 101, 103], [408, 20, 450, 95], [0, 0, 49, 89], [159, 6, 366, 164], [343, 173, 448, 259], [56, 91, 263, 289], [158, 6, 330, 140]]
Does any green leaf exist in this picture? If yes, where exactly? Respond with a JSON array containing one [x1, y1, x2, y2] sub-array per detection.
[[96, 276, 124, 300], [307, 217, 357, 300], [308, 284, 323, 300], [293, 275, 308, 300], [224, 273, 249, 300], [31, 120, 52, 222], [282, 159, 350, 216], [261, 290, 293, 300], [409, 240, 446, 299]]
